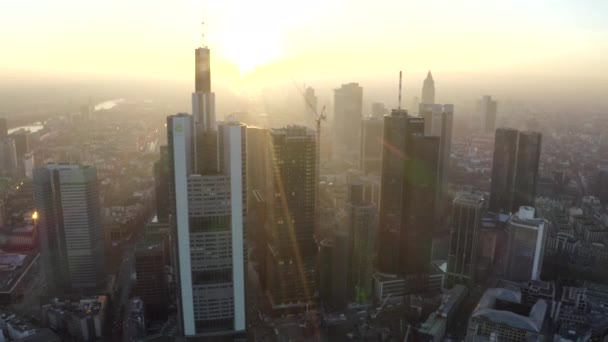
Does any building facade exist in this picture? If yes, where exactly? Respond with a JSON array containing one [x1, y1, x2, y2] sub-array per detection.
[[421, 71, 435, 105], [478, 95, 497, 134], [359, 117, 383, 175], [446, 193, 484, 288], [264, 126, 317, 311], [33, 163, 105, 291], [333, 83, 363, 151], [505, 206, 547, 282], [346, 180, 377, 303]]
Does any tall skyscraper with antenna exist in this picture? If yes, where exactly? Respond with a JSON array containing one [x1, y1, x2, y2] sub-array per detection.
[[168, 39, 247, 338], [375, 72, 440, 296]]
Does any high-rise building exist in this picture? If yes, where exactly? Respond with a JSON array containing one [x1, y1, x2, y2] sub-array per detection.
[[371, 102, 387, 118], [446, 193, 484, 288], [167, 114, 247, 337], [195, 47, 211, 93], [489, 128, 519, 213], [33, 163, 105, 291], [0, 118, 7, 139], [167, 43, 247, 337], [246, 126, 269, 260], [264, 126, 317, 311], [333, 83, 363, 150], [418, 103, 442, 136], [134, 234, 169, 320], [514, 131, 541, 209], [399, 135, 440, 291], [154, 145, 170, 223], [193, 46, 217, 176], [359, 117, 383, 175], [346, 179, 377, 303], [10, 130, 30, 161], [421, 70, 435, 105], [477, 95, 497, 133], [505, 206, 547, 282], [304, 86, 318, 119], [419, 103, 454, 218], [377, 110, 424, 275], [489, 129, 542, 213]]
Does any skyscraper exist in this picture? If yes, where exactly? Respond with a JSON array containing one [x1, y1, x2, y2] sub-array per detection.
[[154, 145, 170, 223], [419, 103, 454, 218], [195, 46, 211, 93], [489, 128, 542, 213], [33, 163, 105, 291], [11, 130, 30, 162], [376, 107, 440, 293], [192, 46, 217, 175], [359, 117, 383, 175], [505, 206, 547, 282], [371, 102, 387, 118], [167, 43, 247, 337], [399, 135, 440, 291], [478, 95, 497, 133], [437, 104, 454, 216], [264, 126, 317, 311], [377, 110, 424, 275], [333, 83, 363, 150], [446, 193, 484, 288], [421, 70, 435, 105], [346, 179, 377, 303], [513, 132, 541, 209], [304, 86, 318, 120], [489, 128, 519, 213], [167, 114, 247, 336]]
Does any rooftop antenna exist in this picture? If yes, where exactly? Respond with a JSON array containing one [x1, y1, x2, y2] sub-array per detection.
[[201, 21, 207, 47], [398, 70, 403, 110]]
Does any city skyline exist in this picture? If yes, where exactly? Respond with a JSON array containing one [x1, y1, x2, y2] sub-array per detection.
[[1, 2, 607, 103], [2, 4, 608, 341]]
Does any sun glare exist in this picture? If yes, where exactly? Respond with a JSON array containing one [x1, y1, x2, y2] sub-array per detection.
[[212, 2, 284, 76]]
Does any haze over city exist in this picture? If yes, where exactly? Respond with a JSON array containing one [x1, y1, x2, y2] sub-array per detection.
[[1, 1, 608, 342], [1, 0, 607, 112]]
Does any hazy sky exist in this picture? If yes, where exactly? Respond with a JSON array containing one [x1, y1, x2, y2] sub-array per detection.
[[1, 0, 607, 89]]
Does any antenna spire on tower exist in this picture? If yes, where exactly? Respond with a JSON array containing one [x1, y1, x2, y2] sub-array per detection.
[[398, 71, 403, 110], [201, 21, 207, 47]]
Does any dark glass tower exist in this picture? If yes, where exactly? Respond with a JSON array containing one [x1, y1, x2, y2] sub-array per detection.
[[359, 117, 384, 175], [489, 128, 519, 213], [489, 129, 542, 213], [513, 132, 541, 210], [399, 135, 439, 291], [265, 126, 317, 310], [376, 109, 426, 275], [446, 193, 484, 288]]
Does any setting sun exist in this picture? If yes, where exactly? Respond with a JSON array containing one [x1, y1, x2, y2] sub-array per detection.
[[210, 2, 283, 76]]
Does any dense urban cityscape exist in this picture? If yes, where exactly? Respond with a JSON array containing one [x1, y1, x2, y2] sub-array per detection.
[[2, 2, 608, 342]]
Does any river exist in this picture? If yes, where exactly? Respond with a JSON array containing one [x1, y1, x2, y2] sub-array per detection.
[[7, 98, 124, 134]]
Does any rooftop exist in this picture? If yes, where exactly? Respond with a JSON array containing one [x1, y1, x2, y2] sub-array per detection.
[[0, 251, 38, 293], [472, 288, 547, 333], [43, 295, 108, 318]]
